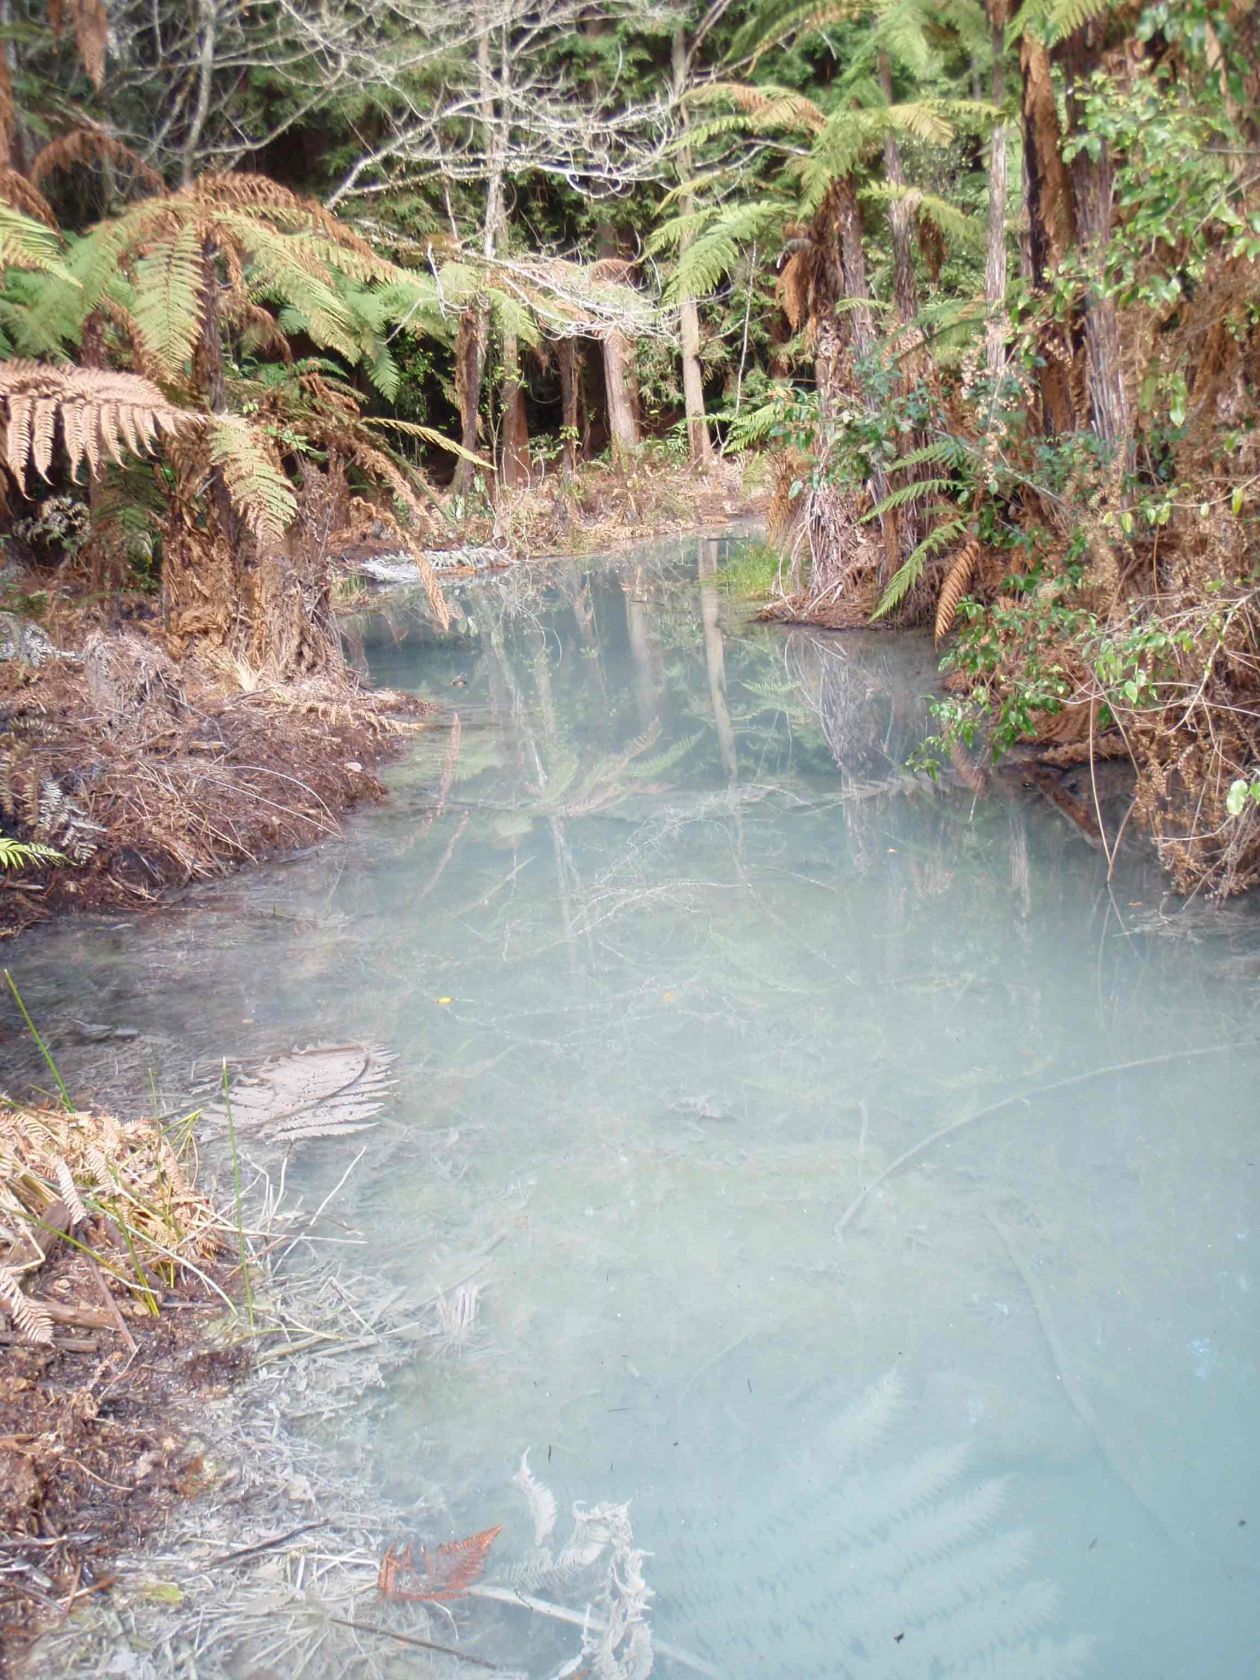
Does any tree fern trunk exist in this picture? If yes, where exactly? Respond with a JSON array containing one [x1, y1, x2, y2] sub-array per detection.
[[500, 330, 529, 488], [833, 176, 876, 363], [878, 54, 918, 331], [1019, 34, 1079, 436], [985, 3, 1010, 384], [452, 306, 488, 496], [1062, 21, 1131, 460]]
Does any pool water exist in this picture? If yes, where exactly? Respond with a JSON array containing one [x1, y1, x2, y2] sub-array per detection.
[[9, 534, 1260, 1678]]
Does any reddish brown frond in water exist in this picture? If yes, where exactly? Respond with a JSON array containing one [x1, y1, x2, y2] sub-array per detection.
[[414, 1526, 504, 1601], [378, 1528, 504, 1603], [377, 1541, 408, 1599]]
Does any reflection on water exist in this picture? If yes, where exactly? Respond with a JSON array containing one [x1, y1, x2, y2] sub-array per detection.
[[9, 534, 1260, 1677]]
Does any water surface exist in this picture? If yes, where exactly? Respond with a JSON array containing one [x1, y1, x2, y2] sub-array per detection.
[[10, 535, 1260, 1678]]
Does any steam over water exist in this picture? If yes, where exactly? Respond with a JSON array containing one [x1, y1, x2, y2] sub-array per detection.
[[14, 535, 1260, 1677]]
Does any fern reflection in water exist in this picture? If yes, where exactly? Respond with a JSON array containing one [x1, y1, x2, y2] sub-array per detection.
[[665, 1370, 1092, 1679]]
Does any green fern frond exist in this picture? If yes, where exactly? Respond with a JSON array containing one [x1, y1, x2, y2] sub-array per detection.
[[361, 416, 489, 466], [871, 517, 967, 618], [133, 221, 204, 376], [665, 200, 786, 303], [864, 476, 959, 519], [486, 285, 541, 348], [891, 438, 973, 473], [208, 416, 297, 546], [0, 834, 65, 870], [861, 182, 983, 247], [644, 206, 717, 258], [872, 0, 938, 80], [366, 340, 400, 401], [727, 0, 866, 64], [1009, 0, 1119, 45], [0, 205, 75, 282]]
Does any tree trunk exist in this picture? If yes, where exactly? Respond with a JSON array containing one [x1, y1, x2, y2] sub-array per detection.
[[671, 28, 712, 467], [558, 339, 580, 477], [1062, 23, 1130, 457], [500, 330, 530, 487], [1019, 33, 1079, 435], [452, 307, 488, 496], [603, 330, 639, 465], [878, 53, 918, 330], [453, 7, 506, 497], [985, 5, 1010, 383]]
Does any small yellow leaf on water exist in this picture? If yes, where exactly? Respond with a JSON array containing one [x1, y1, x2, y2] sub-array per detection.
[[661, 991, 677, 1003], [141, 1582, 184, 1605], [436, 996, 453, 1006]]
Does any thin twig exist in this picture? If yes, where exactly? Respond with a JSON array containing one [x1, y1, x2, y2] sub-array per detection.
[[325, 1615, 503, 1670], [836, 1041, 1258, 1237]]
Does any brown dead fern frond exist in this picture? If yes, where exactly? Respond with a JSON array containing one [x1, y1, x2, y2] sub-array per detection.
[[0, 167, 58, 228], [48, 0, 109, 87], [0, 360, 193, 490], [186, 172, 385, 269], [31, 127, 163, 194], [0, 1264, 53, 1343], [935, 537, 980, 643]]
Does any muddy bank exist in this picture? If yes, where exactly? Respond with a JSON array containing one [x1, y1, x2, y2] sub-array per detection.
[[0, 615, 433, 939]]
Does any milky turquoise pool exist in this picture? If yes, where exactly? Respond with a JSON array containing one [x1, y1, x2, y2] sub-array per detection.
[[10, 534, 1259, 1677]]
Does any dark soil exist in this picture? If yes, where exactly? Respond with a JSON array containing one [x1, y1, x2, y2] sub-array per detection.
[[0, 1248, 247, 1678]]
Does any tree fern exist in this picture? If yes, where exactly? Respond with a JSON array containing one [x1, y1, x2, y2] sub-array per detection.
[[1009, 0, 1120, 45]]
